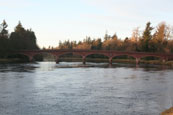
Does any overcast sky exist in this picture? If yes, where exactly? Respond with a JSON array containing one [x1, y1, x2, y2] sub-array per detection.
[[1, 0, 173, 48]]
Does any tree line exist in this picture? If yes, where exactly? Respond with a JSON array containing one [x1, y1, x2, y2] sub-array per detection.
[[57, 22, 173, 53], [0, 20, 39, 58], [1, 20, 173, 59]]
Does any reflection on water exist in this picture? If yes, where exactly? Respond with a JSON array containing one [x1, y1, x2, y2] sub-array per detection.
[[0, 62, 173, 115]]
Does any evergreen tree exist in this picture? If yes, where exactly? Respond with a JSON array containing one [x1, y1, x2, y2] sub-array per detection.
[[0, 20, 8, 38], [140, 22, 153, 52], [10, 21, 39, 50], [0, 20, 10, 58]]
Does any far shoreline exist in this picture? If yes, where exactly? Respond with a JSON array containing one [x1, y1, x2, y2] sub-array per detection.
[[1, 58, 173, 67]]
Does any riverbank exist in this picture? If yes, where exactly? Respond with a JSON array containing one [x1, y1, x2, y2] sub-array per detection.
[[0, 58, 28, 63], [161, 107, 173, 115]]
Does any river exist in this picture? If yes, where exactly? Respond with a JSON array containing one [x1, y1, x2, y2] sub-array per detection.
[[0, 62, 173, 115]]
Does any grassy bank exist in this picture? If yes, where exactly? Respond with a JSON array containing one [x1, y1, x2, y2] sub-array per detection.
[[0, 58, 28, 63], [59, 58, 173, 66]]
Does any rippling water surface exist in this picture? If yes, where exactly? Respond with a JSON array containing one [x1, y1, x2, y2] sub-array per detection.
[[0, 62, 173, 115]]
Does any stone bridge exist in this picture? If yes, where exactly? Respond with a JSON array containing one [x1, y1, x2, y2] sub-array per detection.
[[12, 50, 173, 64]]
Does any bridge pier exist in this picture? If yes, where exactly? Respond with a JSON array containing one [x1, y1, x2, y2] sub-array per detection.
[[82, 56, 86, 65], [109, 57, 112, 65], [56, 56, 59, 64], [162, 58, 168, 63], [162, 59, 166, 63], [29, 56, 34, 62], [136, 58, 140, 65]]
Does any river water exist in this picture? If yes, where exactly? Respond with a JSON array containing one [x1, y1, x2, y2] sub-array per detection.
[[0, 62, 173, 115]]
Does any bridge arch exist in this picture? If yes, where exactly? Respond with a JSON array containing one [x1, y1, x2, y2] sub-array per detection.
[[32, 52, 57, 62], [57, 52, 83, 57], [85, 53, 110, 58], [112, 54, 136, 59], [139, 55, 166, 64], [140, 55, 163, 60], [56, 52, 83, 64], [84, 53, 110, 64], [111, 54, 137, 64], [7, 53, 31, 62]]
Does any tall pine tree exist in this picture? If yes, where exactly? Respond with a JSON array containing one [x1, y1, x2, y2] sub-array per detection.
[[140, 22, 153, 52]]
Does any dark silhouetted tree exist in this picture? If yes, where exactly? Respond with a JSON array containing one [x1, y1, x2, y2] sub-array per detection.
[[139, 22, 153, 52], [10, 21, 39, 50], [0, 20, 10, 58]]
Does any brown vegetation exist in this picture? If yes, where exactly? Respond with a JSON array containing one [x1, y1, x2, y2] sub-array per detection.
[[161, 107, 173, 115], [56, 22, 173, 54]]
